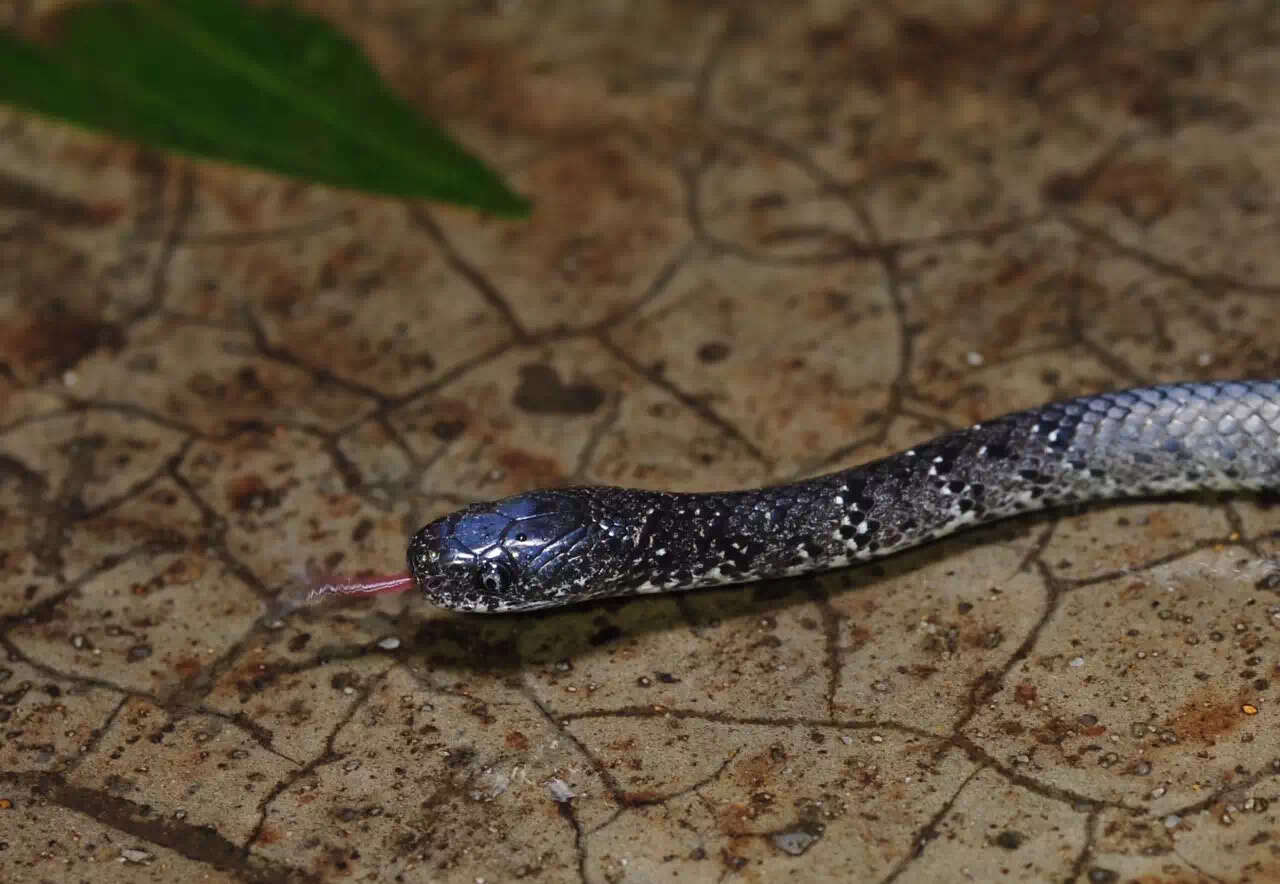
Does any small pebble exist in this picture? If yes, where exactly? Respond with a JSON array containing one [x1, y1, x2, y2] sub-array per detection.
[[376, 637, 401, 650], [547, 778, 575, 802]]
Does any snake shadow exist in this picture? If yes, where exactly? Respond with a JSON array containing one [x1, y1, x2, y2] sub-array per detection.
[[392, 490, 1280, 674]]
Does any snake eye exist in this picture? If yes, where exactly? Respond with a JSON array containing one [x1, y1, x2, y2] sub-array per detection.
[[476, 561, 514, 596]]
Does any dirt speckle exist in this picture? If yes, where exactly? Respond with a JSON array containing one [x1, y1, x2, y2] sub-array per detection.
[[512, 363, 605, 415], [0, 308, 123, 383]]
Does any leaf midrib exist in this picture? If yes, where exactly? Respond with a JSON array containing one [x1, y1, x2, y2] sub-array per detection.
[[143, 1, 467, 178]]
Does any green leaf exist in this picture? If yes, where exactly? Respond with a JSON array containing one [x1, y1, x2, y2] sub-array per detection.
[[0, 0, 531, 216]]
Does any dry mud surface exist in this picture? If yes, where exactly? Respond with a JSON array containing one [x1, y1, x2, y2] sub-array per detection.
[[3, 1, 1280, 881]]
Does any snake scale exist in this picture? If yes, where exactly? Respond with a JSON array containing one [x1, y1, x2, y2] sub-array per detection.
[[405, 380, 1280, 613]]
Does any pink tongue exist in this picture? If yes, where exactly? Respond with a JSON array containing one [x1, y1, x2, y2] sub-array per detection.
[[304, 572, 416, 603]]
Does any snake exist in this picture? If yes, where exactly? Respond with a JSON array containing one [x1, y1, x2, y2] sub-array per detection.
[[405, 380, 1280, 613]]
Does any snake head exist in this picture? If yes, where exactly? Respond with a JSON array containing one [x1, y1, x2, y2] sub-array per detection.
[[407, 490, 592, 613]]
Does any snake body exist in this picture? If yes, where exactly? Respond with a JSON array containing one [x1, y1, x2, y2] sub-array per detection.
[[407, 380, 1280, 613]]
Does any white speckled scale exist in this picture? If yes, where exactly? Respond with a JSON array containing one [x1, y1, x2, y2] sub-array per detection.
[[408, 381, 1280, 612]]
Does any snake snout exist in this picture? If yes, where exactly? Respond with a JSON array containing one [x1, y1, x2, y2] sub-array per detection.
[[406, 509, 526, 613], [406, 517, 472, 607]]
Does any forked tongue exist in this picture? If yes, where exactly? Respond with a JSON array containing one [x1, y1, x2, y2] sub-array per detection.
[[270, 569, 417, 618]]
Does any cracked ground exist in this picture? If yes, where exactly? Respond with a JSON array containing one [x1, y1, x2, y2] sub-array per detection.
[[4, 1, 1280, 881]]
